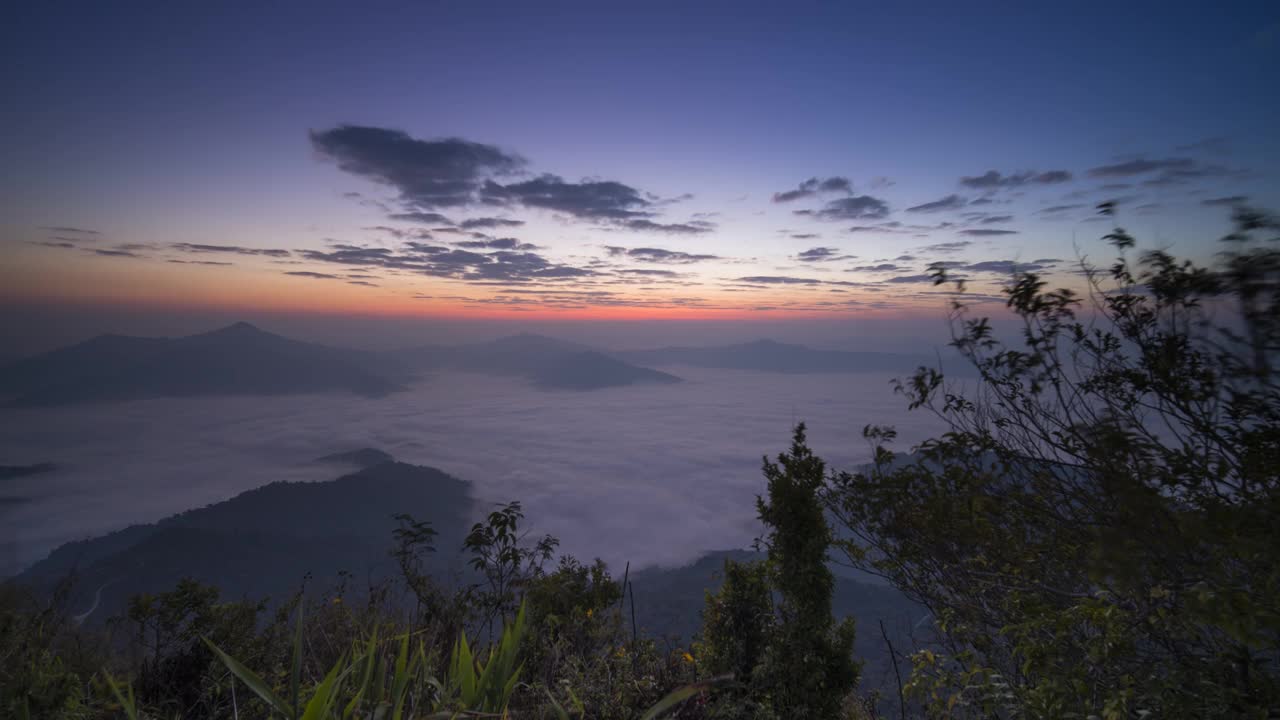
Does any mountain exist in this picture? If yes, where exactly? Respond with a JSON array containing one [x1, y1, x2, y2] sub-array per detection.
[[615, 339, 955, 375], [528, 351, 681, 390], [0, 322, 402, 406], [315, 447, 396, 469], [383, 333, 683, 390], [17, 455, 474, 623]]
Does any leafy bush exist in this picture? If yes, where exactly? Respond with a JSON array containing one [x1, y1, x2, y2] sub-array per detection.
[[826, 205, 1280, 717]]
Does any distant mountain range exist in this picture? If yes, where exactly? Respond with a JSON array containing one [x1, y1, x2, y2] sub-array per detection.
[[0, 322, 399, 406], [0, 323, 960, 406], [0, 325, 681, 405], [381, 333, 682, 390], [614, 338, 953, 375]]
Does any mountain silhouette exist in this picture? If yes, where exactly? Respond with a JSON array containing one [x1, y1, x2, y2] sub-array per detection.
[[529, 350, 680, 389], [18, 459, 473, 623], [0, 322, 401, 406], [382, 333, 682, 389], [615, 339, 954, 375]]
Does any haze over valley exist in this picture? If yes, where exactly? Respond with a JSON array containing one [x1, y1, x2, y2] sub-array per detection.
[[0, 323, 946, 579]]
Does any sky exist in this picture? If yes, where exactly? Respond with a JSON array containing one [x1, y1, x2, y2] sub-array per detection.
[[2, 1, 1278, 353]]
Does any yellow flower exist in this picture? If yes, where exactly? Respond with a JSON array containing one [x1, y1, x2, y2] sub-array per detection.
[[682, 652, 694, 664], [332, 597, 342, 605], [586, 608, 593, 618]]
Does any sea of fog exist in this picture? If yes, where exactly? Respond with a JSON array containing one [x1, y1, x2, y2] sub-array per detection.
[[0, 368, 946, 577]]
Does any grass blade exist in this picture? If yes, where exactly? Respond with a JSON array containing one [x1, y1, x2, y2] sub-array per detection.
[[204, 637, 291, 716], [639, 674, 734, 720]]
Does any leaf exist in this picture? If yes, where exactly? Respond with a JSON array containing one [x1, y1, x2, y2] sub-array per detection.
[[545, 689, 571, 720], [104, 673, 139, 720], [639, 675, 734, 720], [299, 654, 352, 720], [204, 637, 291, 716]]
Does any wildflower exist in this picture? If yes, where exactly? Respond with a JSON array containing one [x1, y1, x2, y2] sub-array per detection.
[[586, 608, 593, 618], [682, 651, 694, 664]]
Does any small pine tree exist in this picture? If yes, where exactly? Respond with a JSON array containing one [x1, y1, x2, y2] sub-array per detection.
[[701, 424, 860, 717], [755, 423, 859, 717]]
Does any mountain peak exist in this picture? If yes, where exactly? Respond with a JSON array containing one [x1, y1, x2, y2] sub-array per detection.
[[194, 321, 272, 341]]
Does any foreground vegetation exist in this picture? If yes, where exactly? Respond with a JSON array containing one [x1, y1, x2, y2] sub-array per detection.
[[3, 205, 1277, 717]]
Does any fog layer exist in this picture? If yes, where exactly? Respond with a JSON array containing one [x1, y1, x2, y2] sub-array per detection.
[[0, 367, 945, 576]]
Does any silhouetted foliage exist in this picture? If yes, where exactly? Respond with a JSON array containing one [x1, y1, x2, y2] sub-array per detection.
[[828, 206, 1280, 717], [700, 425, 862, 718]]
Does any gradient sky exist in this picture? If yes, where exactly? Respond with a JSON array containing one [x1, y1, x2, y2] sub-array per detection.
[[2, 1, 1278, 350]]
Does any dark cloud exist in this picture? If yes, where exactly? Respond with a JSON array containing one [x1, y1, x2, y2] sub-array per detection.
[[605, 246, 720, 264], [1036, 204, 1086, 215], [483, 175, 649, 220], [845, 221, 909, 234], [885, 274, 937, 284], [92, 249, 139, 257], [772, 176, 853, 203], [957, 228, 1019, 236], [961, 260, 1047, 273], [40, 226, 100, 236], [285, 271, 342, 279], [315, 127, 707, 234], [906, 194, 967, 213], [735, 276, 822, 285], [389, 212, 455, 225], [790, 233, 820, 240], [1087, 157, 1195, 178], [918, 241, 973, 253], [620, 219, 717, 235], [795, 247, 848, 262], [167, 260, 233, 266], [453, 237, 540, 251], [796, 195, 891, 221], [1086, 156, 1237, 186], [979, 215, 1014, 224], [348, 281, 379, 287], [1201, 195, 1249, 206], [459, 217, 525, 230], [616, 268, 683, 278], [298, 241, 597, 284], [959, 170, 1073, 189], [311, 125, 524, 208], [172, 243, 292, 257], [850, 263, 905, 272]]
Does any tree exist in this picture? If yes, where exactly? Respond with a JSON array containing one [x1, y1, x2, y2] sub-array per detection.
[[463, 501, 558, 640], [702, 424, 860, 717], [825, 205, 1280, 717]]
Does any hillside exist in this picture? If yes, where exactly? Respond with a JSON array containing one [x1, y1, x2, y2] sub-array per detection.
[[18, 453, 474, 623]]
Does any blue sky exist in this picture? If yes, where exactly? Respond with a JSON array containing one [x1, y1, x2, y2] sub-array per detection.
[[1, 0, 1277, 343]]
